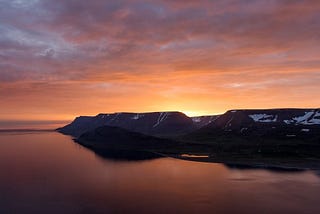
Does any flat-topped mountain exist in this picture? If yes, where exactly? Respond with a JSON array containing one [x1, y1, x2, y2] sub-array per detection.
[[211, 108, 319, 127], [185, 109, 320, 155], [196, 108, 320, 136], [58, 109, 320, 140], [57, 111, 215, 138]]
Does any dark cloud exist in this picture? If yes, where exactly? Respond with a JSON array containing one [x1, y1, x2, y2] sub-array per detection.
[[1, 0, 319, 82]]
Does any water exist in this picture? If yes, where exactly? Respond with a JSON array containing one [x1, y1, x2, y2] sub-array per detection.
[[0, 131, 320, 214]]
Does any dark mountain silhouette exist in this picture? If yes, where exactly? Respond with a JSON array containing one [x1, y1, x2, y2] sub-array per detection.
[[188, 108, 320, 139], [183, 109, 320, 158], [76, 125, 181, 151], [57, 111, 216, 137]]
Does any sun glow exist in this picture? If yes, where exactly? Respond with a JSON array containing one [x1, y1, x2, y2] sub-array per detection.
[[182, 111, 218, 117]]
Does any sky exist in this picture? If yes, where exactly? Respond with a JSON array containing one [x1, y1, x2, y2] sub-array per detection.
[[1, 0, 320, 128]]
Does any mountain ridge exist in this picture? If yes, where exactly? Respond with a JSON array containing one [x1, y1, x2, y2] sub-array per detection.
[[57, 111, 217, 137], [57, 108, 320, 140], [184, 108, 320, 151]]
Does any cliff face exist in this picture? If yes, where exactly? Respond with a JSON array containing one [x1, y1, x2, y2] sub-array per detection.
[[188, 109, 320, 141], [57, 111, 201, 137]]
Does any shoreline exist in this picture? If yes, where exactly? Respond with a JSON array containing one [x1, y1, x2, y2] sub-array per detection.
[[161, 153, 320, 171]]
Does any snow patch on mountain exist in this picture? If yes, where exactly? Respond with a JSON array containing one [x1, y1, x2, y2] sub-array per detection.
[[284, 111, 320, 125], [249, 114, 278, 123], [224, 115, 234, 129], [131, 114, 144, 120], [153, 112, 169, 127], [97, 114, 110, 119], [192, 117, 201, 123], [109, 113, 121, 123], [210, 116, 219, 123], [302, 111, 320, 125]]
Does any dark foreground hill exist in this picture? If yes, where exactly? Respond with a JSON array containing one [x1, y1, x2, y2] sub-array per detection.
[[57, 111, 216, 137], [76, 125, 178, 151]]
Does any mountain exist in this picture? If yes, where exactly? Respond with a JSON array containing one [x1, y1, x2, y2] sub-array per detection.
[[185, 109, 320, 157], [58, 109, 320, 141], [58, 108, 320, 164], [193, 108, 320, 137], [57, 111, 216, 138]]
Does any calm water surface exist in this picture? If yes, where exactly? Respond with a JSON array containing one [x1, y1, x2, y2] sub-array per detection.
[[0, 131, 320, 214]]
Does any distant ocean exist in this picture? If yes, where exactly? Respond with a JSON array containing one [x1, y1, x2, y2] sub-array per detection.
[[0, 120, 70, 130]]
